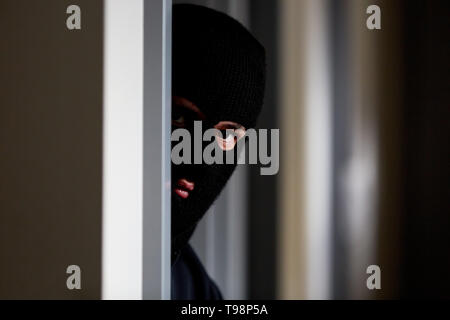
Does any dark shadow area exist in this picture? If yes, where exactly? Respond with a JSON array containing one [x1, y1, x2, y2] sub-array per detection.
[[400, 0, 450, 299], [247, 0, 279, 300]]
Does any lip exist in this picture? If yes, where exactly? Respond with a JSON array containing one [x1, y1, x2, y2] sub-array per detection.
[[174, 178, 194, 199], [174, 188, 189, 199], [177, 178, 194, 191]]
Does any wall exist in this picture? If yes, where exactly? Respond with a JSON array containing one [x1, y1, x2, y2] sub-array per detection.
[[0, 0, 103, 299]]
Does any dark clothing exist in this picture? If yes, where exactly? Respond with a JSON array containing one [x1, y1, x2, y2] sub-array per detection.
[[171, 244, 223, 300]]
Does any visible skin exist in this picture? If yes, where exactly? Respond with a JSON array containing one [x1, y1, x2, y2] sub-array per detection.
[[172, 96, 246, 199]]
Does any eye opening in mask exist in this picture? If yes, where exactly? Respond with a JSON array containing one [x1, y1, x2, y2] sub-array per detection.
[[172, 96, 206, 128], [214, 121, 246, 151]]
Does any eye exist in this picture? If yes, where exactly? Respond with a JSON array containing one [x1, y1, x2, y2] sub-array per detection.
[[214, 122, 246, 151], [172, 107, 185, 127], [172, 105, 198, 128]]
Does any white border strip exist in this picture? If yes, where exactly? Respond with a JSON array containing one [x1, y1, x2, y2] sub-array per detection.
[[304, 0, 332, 299], [102, 0, 144, 300]]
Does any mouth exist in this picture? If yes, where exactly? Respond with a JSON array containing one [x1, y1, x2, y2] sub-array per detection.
[[173, 178, 195, 199]]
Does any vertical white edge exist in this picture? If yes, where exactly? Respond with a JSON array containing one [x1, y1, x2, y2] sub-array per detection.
[[102, 0, 144, 300], [304, 0, 332, 299]]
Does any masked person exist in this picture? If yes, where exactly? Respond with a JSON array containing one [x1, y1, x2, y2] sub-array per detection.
[[171, 4, 266, 300]]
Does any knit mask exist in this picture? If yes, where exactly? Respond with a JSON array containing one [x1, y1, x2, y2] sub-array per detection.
[[171, 4, 266, 260]]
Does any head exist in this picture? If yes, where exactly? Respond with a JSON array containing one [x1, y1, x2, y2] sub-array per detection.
[[171, 4, 266, 251]]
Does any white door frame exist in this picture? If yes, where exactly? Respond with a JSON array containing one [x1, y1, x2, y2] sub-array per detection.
[[102, 0, 172, 300]]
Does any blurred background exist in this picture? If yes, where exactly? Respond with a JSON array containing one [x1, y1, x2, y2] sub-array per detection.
[[180, 0, 450, 299]]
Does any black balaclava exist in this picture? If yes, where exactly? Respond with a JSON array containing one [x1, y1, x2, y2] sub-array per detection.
[[171, 4, 266, 262]]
